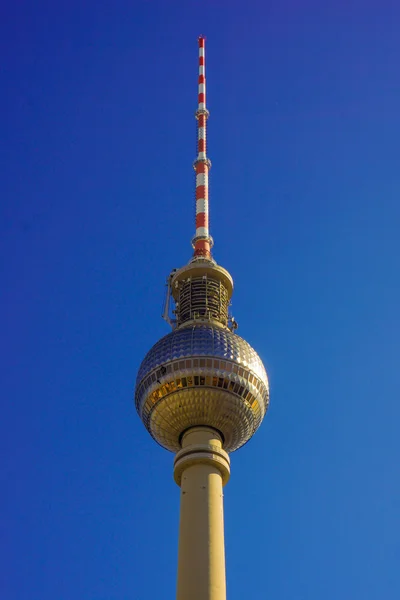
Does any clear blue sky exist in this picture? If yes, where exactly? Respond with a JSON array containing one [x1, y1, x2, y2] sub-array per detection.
[[2, 1, 400, 599]]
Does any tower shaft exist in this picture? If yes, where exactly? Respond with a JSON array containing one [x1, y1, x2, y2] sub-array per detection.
[[174, 427, 230, 600]]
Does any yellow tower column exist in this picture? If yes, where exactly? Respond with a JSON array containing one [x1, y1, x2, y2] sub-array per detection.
[[174, 427, 231, 600]]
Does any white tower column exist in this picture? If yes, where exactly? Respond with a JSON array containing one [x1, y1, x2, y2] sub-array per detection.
[[174, 427, 230, 600]]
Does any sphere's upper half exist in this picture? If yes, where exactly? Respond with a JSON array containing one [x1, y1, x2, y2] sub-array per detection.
[[135, 324, 269, 452]]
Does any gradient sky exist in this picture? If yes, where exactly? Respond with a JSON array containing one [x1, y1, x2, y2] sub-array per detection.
[[2, 1, 400, 599]]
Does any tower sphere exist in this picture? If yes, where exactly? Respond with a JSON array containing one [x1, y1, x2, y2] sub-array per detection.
[[135, 322, 269, 453]]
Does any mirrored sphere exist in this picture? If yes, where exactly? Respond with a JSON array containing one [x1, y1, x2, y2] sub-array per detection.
[[135, 324, 269, 452]]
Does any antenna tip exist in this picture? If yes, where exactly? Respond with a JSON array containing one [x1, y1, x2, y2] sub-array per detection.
[[198, 35, 206, 45]]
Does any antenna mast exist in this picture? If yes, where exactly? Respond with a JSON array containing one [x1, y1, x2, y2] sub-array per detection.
[[192, 36, 213, 261]]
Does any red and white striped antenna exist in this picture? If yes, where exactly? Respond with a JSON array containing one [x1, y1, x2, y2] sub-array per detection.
[[191, 36, 213, 261]]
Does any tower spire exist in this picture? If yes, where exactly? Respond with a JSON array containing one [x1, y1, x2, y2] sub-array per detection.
[[192, 36, 213, 261]]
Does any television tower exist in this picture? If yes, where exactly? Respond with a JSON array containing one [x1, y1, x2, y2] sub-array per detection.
[[135, 37, 270, 600]]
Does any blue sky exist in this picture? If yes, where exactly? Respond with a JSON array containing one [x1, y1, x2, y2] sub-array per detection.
[[1, 1, 400, 599]]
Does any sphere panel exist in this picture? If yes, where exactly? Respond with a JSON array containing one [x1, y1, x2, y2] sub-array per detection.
[[148, 388, 257, 452], [137, 324, 267, 384]]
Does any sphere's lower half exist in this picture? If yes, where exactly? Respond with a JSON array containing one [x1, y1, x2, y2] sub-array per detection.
[[135, 324, 269, 452]]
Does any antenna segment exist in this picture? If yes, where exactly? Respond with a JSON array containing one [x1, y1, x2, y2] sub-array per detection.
[[192, 36, 213, 261]]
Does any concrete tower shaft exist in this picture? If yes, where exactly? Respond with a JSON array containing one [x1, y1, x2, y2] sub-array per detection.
[[174, 428, 230, 600]]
